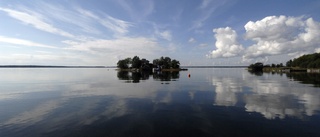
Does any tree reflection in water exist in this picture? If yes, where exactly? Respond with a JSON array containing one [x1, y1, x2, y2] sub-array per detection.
[[153, 71, 179, 81], [286, 73, 320, 87], [117, 71, 151, 83], [117, 71, 180, 83], [247, 69, 320, 87], [247, 70, 263, 76]]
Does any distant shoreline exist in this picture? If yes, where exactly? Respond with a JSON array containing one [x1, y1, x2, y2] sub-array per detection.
[[0, 65, 247, 68], [0, 65, 112, 68]]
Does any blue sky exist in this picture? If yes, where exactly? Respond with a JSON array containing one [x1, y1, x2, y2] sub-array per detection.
[[0, 0, 319, 66]]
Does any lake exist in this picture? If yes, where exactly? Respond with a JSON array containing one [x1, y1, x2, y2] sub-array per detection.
[[0, 68, 320, 137]]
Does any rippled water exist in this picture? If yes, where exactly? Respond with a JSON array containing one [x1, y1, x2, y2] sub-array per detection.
[[0, 68, 320, 137]]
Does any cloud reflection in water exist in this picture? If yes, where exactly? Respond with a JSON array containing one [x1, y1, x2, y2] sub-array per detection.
[[210, 69, 320, 119], [1, 68, 320, 136]]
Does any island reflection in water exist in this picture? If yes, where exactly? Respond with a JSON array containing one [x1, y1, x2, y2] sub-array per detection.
[[0, 68, 320, 137], [117, 70, 179, 83]]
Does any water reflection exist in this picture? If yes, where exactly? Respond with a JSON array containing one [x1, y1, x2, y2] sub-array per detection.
[[247, 70, 263, 76], [153, 71, 179, 81], [1, 68, 320, 136], [117, 71, 151, 83], [212, 69, 320, 119], [117, 70, 179, 82], [248, 69, 320, 87], [286, 73, 320, 87]]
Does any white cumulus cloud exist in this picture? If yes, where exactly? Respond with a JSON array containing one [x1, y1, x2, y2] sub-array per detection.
[[243, 15, 320, 60], [207, 27, 244, 58], [208, 15, 320, 63]]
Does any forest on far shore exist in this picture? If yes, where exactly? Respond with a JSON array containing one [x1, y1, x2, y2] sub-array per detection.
[[249, 52, 320, 70], [286, 53, 320, 68]]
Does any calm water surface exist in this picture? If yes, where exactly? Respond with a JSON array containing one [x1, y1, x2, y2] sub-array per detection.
[[0, 68, 320, 137]]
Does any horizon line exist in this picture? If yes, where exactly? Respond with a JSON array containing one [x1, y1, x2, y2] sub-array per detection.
[[0, 65, 248, 68]]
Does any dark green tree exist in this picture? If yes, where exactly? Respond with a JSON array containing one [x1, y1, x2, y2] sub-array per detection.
[[286, 60, 292, 67], [171, 59, 180, 69], [159, 56, 165, 66], [153, 59, 160, 67], [141, 58, 152, 70], [289, 53, 320, 68], [131, 56, 141, 69], [153, 57, 165, 68], [248, 62, 263, 72], [153, 56, 180, 69], [117, 58, 131, 69], [163, 57, 172, 69]]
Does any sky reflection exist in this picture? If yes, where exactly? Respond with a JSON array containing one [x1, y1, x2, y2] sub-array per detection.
[[210, 69, 320, 119], [0, 68, 320, 136]]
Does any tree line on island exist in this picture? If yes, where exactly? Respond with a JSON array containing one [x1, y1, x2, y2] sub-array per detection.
[[248, 52, 320, 72], [117, 56, 181, 71]]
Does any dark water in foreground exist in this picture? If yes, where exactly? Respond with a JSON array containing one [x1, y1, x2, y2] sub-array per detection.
[[0, 68, 320, 137]]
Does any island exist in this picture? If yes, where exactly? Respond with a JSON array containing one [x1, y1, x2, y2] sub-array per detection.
[[248, 52, 320, 73], [117, 56, 187, 72]]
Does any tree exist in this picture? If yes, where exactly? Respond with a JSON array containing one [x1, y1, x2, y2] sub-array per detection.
[[248, 62, 263, 71], [117, 58, 131, 69], [153, 57, 165, 68], [159, 56, 165, 66], [289, 53, 320, 68], [118, 56, 181, 70], [152, 56, 180, 69], [131, 56, 141, 69], [153, 59, 159, 67], [163, 57, 172, 69], [286, 60, 292, 67], [279, 63, 283, 67], [171, 59, 180, 69], [141, 58, 152, 71]]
